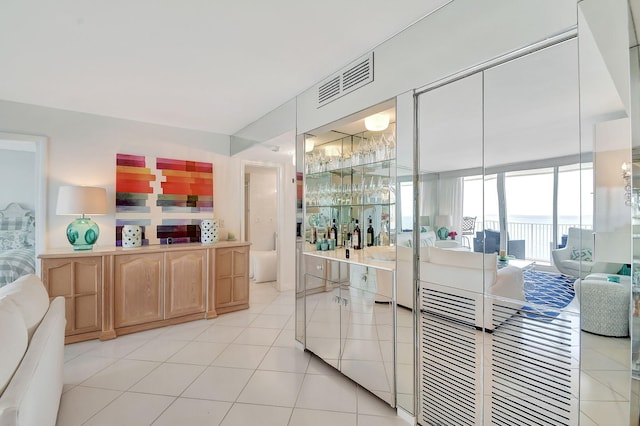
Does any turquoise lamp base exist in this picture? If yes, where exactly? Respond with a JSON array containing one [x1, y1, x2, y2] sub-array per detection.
[[66, 217, 100, 250], [437, 226, 449, 240]]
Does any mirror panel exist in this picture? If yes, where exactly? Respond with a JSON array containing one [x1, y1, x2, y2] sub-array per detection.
[[416, 72, 484, 425], [395, 90, 415, 413], [417, 38, 587, 425], [483, 39, 581, 425], [579, 1, 633, 424]]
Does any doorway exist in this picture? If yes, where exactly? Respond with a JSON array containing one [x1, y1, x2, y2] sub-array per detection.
[[0, 132, 47, 277], [244, 165, 279, 285]]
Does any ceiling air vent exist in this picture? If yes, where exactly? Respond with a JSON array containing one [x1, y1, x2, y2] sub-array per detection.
[[318, 76, 340, 105], [317, 52, 374, 108]]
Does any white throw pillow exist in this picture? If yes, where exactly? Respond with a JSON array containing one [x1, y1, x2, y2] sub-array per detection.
[[0, 297, 28, 395], [0, 274, 50, 340]]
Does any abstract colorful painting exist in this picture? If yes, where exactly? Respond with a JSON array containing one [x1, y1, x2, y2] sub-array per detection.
[[115, 153, 214, 246]]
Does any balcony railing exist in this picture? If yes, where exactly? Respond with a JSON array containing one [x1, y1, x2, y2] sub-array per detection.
[[482, 220, 591, 263]]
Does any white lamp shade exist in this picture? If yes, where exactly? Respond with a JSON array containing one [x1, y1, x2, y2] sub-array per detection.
[[364, 113, 390, 132], [56, 186, 107, 216], [435, 215, 452, 227]]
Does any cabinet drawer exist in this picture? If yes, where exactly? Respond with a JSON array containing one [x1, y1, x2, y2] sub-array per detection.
[[305, 255, 326, 279]]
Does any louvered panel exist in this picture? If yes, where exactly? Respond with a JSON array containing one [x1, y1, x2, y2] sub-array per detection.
[[342, 56, 372, 91], [488, 303, 578, 426], [318, 76, 340, 104], [420, 281, 482, 426], [317, 52, 374, 107], [421, 287, 477, 327]]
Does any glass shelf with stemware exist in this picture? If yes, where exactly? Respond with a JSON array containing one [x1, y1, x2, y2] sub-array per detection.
[[303, 127, 396, 252]]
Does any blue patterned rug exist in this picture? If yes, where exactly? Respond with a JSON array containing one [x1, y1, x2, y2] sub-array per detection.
[[521, 270, 575, 319]]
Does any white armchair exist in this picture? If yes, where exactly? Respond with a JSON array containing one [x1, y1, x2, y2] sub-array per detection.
[[551, 227, 622, 279]]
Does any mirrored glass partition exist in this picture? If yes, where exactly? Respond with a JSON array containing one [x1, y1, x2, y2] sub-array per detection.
[[416, 37, 586, 424], [294, 2, 638, 422], [296, 100, 416, 412], [579, 0, 634, 424], [632, 41, 640, 426]]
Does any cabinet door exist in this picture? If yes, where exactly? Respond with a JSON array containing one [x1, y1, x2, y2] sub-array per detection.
[[215, 246, 249, 312], [304, 275, 341, 369], [42, 257, 102, 336], [165, 250, 206, 318], [114, 253, 163, 328], [339, 267, 395, 407]]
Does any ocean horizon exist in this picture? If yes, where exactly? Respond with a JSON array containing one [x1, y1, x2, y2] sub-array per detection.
[[403, 215, 593, 226]]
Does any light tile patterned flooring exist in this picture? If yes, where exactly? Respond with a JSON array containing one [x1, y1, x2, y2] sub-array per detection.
[[56, 281, 407, 426], [57, 280, 639, 426], [579, 331, 636, 425]]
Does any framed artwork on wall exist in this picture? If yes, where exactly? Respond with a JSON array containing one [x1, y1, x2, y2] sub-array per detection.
[[115, 153, 214, 246]]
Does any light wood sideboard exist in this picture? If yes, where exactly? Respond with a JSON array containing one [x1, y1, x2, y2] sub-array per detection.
[[40, 241, 250, 344]]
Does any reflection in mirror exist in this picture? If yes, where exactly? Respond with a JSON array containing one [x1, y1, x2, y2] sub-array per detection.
[[298, 99, 412, 411], [416, 72, 485, 424], [632, 38, 640, 425], [415, 36, 602, 424], [579, 0, 634, 424], [484, 38, 582, 424]]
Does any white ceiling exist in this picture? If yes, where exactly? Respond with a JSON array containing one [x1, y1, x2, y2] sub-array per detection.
[[0, 0, 449, 136]]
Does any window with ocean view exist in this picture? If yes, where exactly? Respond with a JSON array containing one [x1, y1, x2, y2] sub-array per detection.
[[463, 163, 593, 263]]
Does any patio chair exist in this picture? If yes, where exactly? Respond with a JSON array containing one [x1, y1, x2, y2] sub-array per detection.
[[461, 216, 476, 248]]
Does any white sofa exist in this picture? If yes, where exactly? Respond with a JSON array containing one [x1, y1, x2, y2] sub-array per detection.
[[0, 274, 66, 426], [551, 227, 623, 279], [420, 247, 525, 330], [397, 230, 466, 250]]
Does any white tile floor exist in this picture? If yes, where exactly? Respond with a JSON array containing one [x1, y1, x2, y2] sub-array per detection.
[[57, 279, 639, 426], [579, 331, 635, 425], [57, 281, 407, 426]]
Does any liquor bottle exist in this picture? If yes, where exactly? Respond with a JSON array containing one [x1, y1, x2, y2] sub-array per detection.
[[347, 219, 353, 246], [342, 223, 348, 247], [330, 219, 337, 243], [336, 221, 343, 247], [366, 217, 374, 247], [311, 226, 317, 244], [353, 219, 361, 250], [379, 219, 389, 246]]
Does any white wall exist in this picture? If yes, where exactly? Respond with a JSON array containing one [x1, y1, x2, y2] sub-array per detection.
[[0, 149, 35, 211], [231, 99, 296, 154], [593, 118, 632, 263], [279, 161, 297, 290], [247, 166, 277, 251], [296, 0, 576, 134], [0, 99, 242, 249]]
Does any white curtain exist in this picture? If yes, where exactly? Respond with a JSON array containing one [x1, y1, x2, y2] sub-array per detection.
[[437, 176, 464, 236], [419, 175, 438, 229]]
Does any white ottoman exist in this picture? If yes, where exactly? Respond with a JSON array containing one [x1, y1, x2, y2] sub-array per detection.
[[574, 274, 630, 337], [250, 250, 277, 283]]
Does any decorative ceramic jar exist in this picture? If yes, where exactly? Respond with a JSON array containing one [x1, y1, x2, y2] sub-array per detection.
[[122, 225, 142, 248], [201, 219, 219, 244]]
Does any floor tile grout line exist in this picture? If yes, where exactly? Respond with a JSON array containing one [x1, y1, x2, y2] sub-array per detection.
[[61, 283, 400, 425]]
